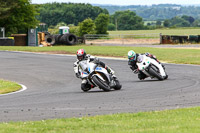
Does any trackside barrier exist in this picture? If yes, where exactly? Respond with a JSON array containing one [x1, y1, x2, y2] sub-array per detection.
[[0, 38, 14, 46], [160, 35, 200, 44]]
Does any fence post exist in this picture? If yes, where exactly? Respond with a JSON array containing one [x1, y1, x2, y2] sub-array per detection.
[[122, 34, 124, 45], [160, 33, 162, 44], [1, 27, 5, 38]]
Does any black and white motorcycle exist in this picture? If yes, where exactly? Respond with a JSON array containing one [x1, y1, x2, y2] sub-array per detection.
[[79, 60, 122, 92], [136, 54, 168, 80]]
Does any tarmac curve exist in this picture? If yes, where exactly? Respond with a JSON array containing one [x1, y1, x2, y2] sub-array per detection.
[[0, 51, 200, 122]]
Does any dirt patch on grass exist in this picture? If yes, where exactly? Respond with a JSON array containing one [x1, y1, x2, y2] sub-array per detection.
[[86, 38, 160, 45]]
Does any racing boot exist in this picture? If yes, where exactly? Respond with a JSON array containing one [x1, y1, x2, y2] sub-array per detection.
[[81, 79, 91, 92], [109, 75, 117, 88], [105, 66, 117, 87], [138, 71, 147, 80]]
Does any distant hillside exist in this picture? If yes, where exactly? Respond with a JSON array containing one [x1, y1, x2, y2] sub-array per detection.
[[96, 4, 200, 20]]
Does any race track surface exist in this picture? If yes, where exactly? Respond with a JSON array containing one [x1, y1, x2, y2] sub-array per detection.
[[0, 51, 200, 122]]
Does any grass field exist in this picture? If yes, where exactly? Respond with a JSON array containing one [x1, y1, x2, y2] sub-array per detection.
[[0, 107, 200, 133], [108, 28, 200, 35], [0, 80, 21, 94], [0, 45, 200, 65]]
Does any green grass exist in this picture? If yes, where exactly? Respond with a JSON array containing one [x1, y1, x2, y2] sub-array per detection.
[[0, 107, 200, 133], [109, 28, 200, 35], [0, 80, 21, 94], [1, 46, 200, 65]]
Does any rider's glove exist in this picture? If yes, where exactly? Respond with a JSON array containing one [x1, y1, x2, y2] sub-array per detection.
[[93, 57, 100, 64], [75, 73, 80, 78]]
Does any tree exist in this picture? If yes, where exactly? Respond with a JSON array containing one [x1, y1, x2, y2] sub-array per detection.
[[108, 23, 116, 31], [111, 10, 144, 30], [95, 13, 109, 34], [181, 15, 195, 24], [192, 20, 200, 27], [78, 18, 96, 36], [163, 19, 170, 27], [0, 0, 18, 19], [147, 23, 151, 26], [156, 20, 162, 26], [0, 0, 39, 36], [55, 22, 67, 29], [170, 16, 190, 27]]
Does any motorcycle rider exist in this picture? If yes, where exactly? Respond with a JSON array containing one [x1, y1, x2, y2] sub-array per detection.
[[74, 49, 115, 91], [127, 50, 162, 80]]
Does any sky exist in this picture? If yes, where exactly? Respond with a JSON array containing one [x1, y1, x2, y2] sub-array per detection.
[[31, 0, 200, 6]]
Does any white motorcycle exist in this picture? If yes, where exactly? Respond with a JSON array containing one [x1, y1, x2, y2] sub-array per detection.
[[136, 55, 168, 80], [79, 60, 122, 92]]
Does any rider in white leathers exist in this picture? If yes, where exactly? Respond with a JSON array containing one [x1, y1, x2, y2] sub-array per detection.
[[74, 49, 115, 91]]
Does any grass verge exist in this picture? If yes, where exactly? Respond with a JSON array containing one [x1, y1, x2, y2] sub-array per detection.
[[0, 45, 200, 65], [108, 28, 200, 35], [0, 107, 200, 133], [0, 80, 21, 94]]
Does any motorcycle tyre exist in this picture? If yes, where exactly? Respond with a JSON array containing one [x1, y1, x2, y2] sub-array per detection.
[[148, 67, 164, 81], [164, 74, 168, 80], [92, 75, 111, 92], [113, 80, 122, 90]]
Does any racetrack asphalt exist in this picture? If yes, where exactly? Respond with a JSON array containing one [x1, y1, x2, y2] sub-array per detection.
[[0, 51, 200, 122]]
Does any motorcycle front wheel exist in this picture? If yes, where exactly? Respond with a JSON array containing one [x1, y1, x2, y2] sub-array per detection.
[[92, 75, 111, 91], [113, 80, 122, 90], [148, 67, 164, 81]]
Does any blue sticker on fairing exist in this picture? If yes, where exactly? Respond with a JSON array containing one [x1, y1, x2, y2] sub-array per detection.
[[82, 72, 88, 75], [96, 67, 102, 70], [88, 67, 90, 72]]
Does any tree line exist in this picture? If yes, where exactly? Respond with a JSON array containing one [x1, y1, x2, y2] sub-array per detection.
[[1, 1, 200, 37], [163, 15, 200, 27], [98, 4, 200, 21], [147, 15, 200, 28], [35, 2, 109, 26]]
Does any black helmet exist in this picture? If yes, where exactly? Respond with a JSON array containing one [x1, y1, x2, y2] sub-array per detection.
[[77, 49, 86, 61]]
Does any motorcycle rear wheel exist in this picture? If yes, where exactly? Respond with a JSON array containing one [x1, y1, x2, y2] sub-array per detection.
[[92, 75, 111, 91]]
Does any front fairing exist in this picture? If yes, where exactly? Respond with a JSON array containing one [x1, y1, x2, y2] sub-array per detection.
[[94, 67, 110, 82], [137, 55, 150, 71], [136, 55, 166, 78]]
